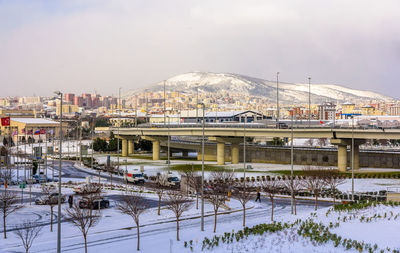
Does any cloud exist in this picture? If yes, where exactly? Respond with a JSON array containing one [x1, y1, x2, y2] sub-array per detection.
[[0, 0, 399, 98]]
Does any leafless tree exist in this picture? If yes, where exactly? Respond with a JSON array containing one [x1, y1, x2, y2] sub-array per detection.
[[13, 220, 43, 253], [40, 185, 58, 232], [317, 138, 328, 147], [305, 138, 314, 147], [233, 185, 253, 227], [181, 170, 202, 209], [302, 167, 327, 211], [64, 195, 101, 253], [116, 192, 148, 251], [283, 176, 304, 215], [0, 190, 23, 238], [165, 191, 192, 241], [321, 169, 346, 203], [261, 177, 282, 221], [207, 172, 233, 233]]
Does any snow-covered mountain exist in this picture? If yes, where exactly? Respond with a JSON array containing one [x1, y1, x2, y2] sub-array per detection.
[[125, 72, 396, 104]]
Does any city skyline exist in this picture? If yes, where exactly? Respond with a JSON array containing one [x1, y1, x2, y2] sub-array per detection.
[[0, 0, 399, 97]]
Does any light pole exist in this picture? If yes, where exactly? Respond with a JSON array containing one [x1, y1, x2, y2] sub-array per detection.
[[54, 91, 63, 253], [308, 77, 311, 127], [243, 115, 247, 187], [164, 80, 166, 126], [117, 88, 121, 172], [196, 86, 199, 124], [167, 116, 170, 170], [198, 102, 205, 231], [351, 116, 355, 201], [290, 109, 294, 214], [276, 72, 280, 125]]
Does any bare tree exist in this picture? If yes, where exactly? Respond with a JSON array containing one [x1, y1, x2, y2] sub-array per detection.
[[317, 138, 328, 147], [322, 169, 345, 203], [261, 177, 282, 221], [13, 220, 43, 253], [207, 172, 233, 233], [302, 167, 327, 211], [305, 138, 314, 147], [0, 190, 23, 238], [64, 195, 101, 253], [283, 176, 304, 215], [40, 185, 58, 232], [181, 170, 202, 209], [233, 185, 253, 227], [116, 192, 148, 251], [165, 191, 192, 241]]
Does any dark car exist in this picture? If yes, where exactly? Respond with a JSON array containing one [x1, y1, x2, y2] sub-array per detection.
[[35, 193, 66, 205], [78, 198, 110, 210]]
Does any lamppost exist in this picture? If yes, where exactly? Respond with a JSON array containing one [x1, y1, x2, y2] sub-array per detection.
[[54, 91, 63, 253], [198, 102, 205, 231], [117, 87, 121, 172], [164, 80, 166, 126], [351, 116, 355, 201], [243, 115, 247, 185], [167, 116, 170, 170], [276, 72, 280, 126], [308, 77, 311, 127], [290, 109, 294, 214]]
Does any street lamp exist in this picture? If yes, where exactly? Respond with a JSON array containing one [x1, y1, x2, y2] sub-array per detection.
[[167, 116, 171, 170], [164, 80, 166, 126], [54, 90, 63, 253], [117, 87, 121, 172], [243, 115, 247, 186], [198, 102, 205, 231], [308, 77, 311, 127], [276, 72, 280, 126], [351, 116, 355, 201], [290, 109, 294, 214]]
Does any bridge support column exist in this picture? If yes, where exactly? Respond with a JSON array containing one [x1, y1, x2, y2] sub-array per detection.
[[217, 142, 225, 165], [152, 140, 160, 160], [351, 144, 360, 170], [182, 150, 189, 157], [122, 139, 128, 157], [128, 139, 134, 156], [337, 144, 347, 172], [231, 143, 239, 164]]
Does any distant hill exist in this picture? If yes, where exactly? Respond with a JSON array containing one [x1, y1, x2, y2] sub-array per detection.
[[125, 72, 396, 104]]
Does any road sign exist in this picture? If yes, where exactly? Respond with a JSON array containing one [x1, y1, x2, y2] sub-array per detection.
[[19, 183, 26, 189]]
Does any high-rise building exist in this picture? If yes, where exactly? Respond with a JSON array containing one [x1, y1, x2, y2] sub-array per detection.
[[74, 96, 83, 107], [65, 93, 75, 104], [318, 102, 336, 120]]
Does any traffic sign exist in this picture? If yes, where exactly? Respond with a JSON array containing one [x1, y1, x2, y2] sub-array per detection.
[[19, 183, 26, 189]]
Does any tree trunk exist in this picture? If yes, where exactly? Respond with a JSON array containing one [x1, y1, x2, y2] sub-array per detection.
[[294, 197, 297, 215], [271, 197, 274, 222], [315, 194, 318, 211], [50, 206, 53, 232], [213, 210, 217, 233], [242, 206, 246, 227], [176, 218, 180, 241], [158, 197, 161, 215], [84, 234, 88, 253], [3, 215, 6, 239], [196, 192, 199, 210], [136, 221, 140, 251]]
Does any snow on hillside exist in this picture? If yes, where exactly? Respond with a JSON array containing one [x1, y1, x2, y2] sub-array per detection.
[[125, 72, 396, 104]]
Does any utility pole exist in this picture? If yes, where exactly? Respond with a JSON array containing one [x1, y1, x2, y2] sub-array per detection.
[[117, 88, 121, 171], [164, 80, 166, 126], [243, 115, 247, 187], [196, 86, 199, 124], [54, 91, 63, 253], [276, 72, 280, 125], [308, 77, 311, 127], [167, 116, 170, 170], [290, 110, 294, 214], [351, 116, 355, 201], [199, 103, 205, 231]]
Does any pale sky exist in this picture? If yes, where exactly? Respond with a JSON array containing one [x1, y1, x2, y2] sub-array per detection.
[[0, 0, 399, 98]]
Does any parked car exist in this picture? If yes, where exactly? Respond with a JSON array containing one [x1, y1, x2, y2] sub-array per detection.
[[78, 197, 110, 210], [35, 193, 66, 205], [73, 183, 102, 195], [33, 174, 49, 183]]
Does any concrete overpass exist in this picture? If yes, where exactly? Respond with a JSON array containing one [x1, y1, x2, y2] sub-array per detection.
[[102, 125, 400, 172]]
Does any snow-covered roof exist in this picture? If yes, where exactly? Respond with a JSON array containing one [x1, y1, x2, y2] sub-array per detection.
[[11, 118, 59, 125]]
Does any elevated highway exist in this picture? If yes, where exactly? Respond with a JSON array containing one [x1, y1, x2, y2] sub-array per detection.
[[97, 124, 400, 172]]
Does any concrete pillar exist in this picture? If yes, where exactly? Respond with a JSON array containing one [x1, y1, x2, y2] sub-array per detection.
[[231, 143, 239, 164], [217, 142, 225, 165], [122, 139, 128, 157], [337, 144, 347, 172], [182, 150, 189, 157], [351, 144, 360, 170], [152, 140, 160, 160], [128, 139, 134, 155]]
